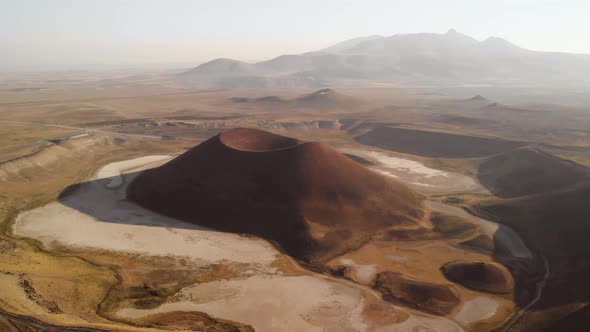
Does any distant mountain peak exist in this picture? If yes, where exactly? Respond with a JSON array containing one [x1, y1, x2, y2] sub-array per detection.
[[178, 30, 590, 88], [311, 88, 335, 95], [182, 58, 255, 76], [470, 95, 487, 101], [442, 29, 478, 44], [320, 35, 384, 53], [480, 36, 522, 51], [199, 58, 250, 67], [482, 36, 509, 43], [209, 57, 243, 63]]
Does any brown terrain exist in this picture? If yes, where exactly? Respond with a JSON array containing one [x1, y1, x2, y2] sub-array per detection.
[[373, 271, 460, 316], [0, 75, 589, 331], [128, 127, 424, 262]]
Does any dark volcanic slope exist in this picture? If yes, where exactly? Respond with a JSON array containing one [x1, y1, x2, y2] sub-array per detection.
[[478, 147, 590, 198], [354, 126, 523, 158], [478, 181, 590, 308], [129, 128, 423, 261]]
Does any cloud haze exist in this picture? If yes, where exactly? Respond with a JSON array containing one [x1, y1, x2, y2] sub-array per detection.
[[1, 0, 589, 69]]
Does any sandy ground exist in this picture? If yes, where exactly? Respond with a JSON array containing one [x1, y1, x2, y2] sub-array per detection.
[[425, 201, 532, 259], [329, 239, 494, 291], [12, 155, 468, 331], [341, 148, 483, 193], [117, 272, 466, 332], [118, 275, 370, 332], [375, 315, 463, 332], [453, 296, 500, 326], [0, 273, 47, 317], [375, 316, 463, 332], [325, 196, 524, 329]]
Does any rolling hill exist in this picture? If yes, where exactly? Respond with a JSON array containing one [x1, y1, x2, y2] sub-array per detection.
[[229, 88, 361, 110], [478, 146, 590, 198]]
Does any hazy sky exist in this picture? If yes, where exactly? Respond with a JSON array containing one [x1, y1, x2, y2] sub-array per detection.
[[2, 0, 589, 70]]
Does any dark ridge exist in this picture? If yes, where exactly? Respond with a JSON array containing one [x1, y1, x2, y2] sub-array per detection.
[[355, 126, 524, 158], [441, 260, 514, 294], [469, 95, 487, 101], [477, 146, 590, 198], [229, 96, 284, 104], [344, 153, 375, 166], [310, 88, 336, 95], [478, 180, 590, 308]]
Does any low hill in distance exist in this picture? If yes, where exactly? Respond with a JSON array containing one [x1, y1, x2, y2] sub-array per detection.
[[469, 95, 487, 101], [181, 58, 256, 77], [128, 128, 424, 262], [354, 126, 524, 158], [229, 88, 361, 110], [478, 146, 590, 198], [229, 96, 284, 104]]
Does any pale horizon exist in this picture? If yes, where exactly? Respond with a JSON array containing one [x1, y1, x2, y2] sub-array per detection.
[[2, 0, 590, 70]]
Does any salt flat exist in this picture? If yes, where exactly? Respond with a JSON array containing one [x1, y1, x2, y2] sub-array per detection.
[[454, 296, 501, 326], [117, 275, 370, 332], [13, 156, 279, 265], [342, 148, 483, 193], [339, 258, 379, 284]]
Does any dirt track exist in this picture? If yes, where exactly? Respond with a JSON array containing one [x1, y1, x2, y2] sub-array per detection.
[[0, 120, 200, 140]]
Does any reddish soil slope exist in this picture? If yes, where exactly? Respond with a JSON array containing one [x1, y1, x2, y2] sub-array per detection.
[[129, 128, 423, 262]]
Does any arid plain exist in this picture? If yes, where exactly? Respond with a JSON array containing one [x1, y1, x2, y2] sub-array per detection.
[[1, 73, 590, 332]]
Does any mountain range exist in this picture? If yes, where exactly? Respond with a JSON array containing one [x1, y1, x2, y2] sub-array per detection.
[[178, 29, 590, 88]]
